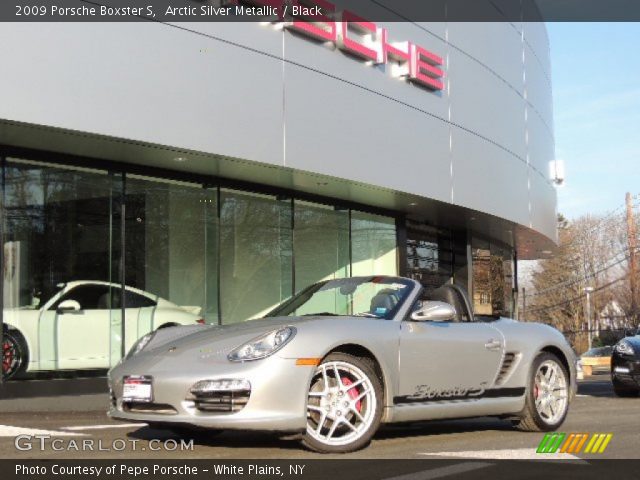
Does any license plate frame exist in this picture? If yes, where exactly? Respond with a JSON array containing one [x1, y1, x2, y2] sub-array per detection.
[[122, 375, 153, 403]]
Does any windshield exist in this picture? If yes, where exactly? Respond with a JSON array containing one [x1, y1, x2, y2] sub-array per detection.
[[583, 347, 613, 357], [265, 276, 415, 320]]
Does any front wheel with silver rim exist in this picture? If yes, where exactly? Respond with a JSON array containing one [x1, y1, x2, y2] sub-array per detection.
[[513, 352, 570, 432], [302, 353, 383, 453]]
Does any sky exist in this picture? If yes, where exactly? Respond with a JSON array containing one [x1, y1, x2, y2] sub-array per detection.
[[547, 23, 640, 219]]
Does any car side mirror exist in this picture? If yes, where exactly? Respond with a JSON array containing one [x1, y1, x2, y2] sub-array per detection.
[[410, 301, 456, 322], [57, 299, 82, 314]]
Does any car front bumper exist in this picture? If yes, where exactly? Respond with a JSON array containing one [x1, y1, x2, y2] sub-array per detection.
[[108, 354, 313, 432], [612, 359, 640, 387]]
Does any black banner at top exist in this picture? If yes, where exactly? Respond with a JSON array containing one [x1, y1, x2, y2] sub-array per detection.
[[3, 0, 640, 22]]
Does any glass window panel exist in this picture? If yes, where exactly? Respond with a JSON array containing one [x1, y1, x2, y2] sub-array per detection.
[[452, 231, 469, 293], [124, 175, 218, 331], [472, 237, 514, 317], [294, 201, 350, 289], [472, 237, 492, 316], [406, 222, 453, 290], [3, 159, 121, 377], [219, 189, 292, 324], [351, 211, 398, 277], [293, 201, 350, 315]]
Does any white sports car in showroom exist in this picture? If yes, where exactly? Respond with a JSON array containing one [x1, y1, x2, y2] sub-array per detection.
[[2, 281, 204, 380]]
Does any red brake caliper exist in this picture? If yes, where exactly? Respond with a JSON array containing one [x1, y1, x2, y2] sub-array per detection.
[[2, 341, 11, 373], [534, 383, 540, 398], [342, 377, 362, 412]]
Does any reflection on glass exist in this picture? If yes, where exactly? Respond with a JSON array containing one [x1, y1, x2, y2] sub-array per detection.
[[125, 176, 218, 326], [1, 160, 401, 381], [220, 190, 293, 324], [406, 222, 453, 290], [294, 201, 350, 289], [472, 237, 514, 317], [3, 159, 120, 376], [294, 201, 350, 315], [351, 211, 397, 277]]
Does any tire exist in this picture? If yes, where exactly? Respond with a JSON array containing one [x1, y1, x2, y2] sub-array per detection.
[[513, 352, 570, 432], [2, 329, 28, 381], [612, 377, 640, 397], [301, 352, 383, 453]]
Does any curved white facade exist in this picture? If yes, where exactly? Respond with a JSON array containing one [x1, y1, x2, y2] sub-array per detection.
[[0, 21, 556, 254]]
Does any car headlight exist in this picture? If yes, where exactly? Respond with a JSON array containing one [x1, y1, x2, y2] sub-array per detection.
[[127, 332, 156, 359], [227, 326, 296, 362], [615, 341, 635, 356]]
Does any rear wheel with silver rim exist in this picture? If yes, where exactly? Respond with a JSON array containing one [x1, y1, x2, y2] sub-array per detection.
[[302, 353, 383, 453], [513, 352, 570, 431]]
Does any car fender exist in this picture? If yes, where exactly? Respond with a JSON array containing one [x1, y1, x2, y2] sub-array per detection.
[[276, 318, 401, 409], [2, 312, 39, 369], [492, 319, 577, 397]]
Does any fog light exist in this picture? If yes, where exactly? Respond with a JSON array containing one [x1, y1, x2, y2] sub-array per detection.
[[190, 379, 251, 394], [189, 379, 251, 414], [614, 366, 630, 374]]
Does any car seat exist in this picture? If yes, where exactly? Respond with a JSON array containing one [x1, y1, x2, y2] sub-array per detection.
[[424, 284, 473, 322], [369, 289, 399, 317]]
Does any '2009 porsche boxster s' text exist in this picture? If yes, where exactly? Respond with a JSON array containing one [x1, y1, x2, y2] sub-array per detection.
[[108, 276, 576, 453]]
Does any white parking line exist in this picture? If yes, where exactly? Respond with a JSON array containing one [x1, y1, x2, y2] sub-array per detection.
[[63, 423, 147, 431], [383, 462, 492, 480], [419, 448, 585, 461], [0, 425, 88, 437]]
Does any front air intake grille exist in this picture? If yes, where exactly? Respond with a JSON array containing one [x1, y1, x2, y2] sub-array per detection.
[[495, 352, 518, 385], [191, 390, 250, 413], [122, 402, 178, 415]]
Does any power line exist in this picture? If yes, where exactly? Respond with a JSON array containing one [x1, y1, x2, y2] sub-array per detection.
[[525, 274, 628, 315], [523, 201, 640, 298], [559, 198, 640, 241], [528, 243, 639, 298]]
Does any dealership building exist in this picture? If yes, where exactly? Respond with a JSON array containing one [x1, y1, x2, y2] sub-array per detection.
[[0, 19, 556, 375]]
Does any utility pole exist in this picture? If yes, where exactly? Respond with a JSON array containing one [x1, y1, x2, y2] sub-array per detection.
[[626, 192, 638, 327], [584, 286, 594, 350], [521, 287, 526, 322]]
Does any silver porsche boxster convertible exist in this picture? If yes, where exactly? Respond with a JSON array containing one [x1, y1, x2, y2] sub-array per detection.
[[108, 276, 577, 453]]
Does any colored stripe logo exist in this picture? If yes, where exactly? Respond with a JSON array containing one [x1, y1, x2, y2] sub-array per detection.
[[537, 433, 613, 454]]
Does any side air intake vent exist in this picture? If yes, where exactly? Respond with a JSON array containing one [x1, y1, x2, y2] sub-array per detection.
[[495, 352, 518, 385]]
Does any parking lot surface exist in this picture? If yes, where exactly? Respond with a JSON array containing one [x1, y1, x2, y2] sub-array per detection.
[[0, 376, 636, 459]]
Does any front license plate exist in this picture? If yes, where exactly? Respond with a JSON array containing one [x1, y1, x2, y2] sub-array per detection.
[[122, 376, 153, 402]]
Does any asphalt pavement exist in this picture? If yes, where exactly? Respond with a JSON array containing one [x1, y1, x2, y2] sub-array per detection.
[[0, 375, 637, 460]]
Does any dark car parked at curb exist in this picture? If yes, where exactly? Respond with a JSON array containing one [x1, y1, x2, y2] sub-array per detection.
[[611, 329, 640, 397]]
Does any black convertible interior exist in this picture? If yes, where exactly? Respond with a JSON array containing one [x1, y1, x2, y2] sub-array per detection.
[[422, 284, 475, 322]]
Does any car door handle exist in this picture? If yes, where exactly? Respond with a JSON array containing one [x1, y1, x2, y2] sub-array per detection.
[[484, 339, 502, 351]]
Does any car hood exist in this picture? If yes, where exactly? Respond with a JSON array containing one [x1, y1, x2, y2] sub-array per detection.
[[619, 336, 640, 356], [624, 335, 640, 346], [140, 316, 315, 360], [122, 314, 383, 370]]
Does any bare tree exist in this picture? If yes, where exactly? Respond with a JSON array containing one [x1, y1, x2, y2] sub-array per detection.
[[527, 212, 631, 352]]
